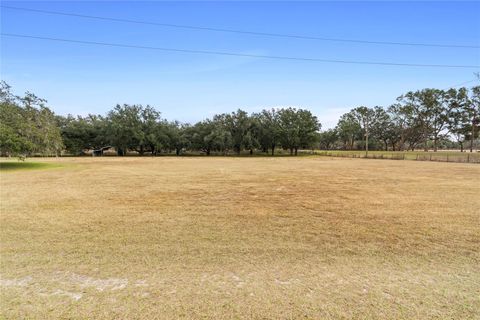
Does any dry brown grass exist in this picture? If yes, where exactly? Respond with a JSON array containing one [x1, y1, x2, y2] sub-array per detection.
[[1, 157, 479, 319]]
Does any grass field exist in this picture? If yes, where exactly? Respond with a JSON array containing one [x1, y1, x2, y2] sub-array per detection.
[[1, 157, 479, 319]]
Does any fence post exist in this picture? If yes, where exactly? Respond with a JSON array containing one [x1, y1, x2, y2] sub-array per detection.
[[467, 153, 470, 163], [430, 154, 432, 161]]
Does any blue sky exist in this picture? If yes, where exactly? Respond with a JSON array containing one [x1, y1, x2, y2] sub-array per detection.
[[1, 1, 479, 128]]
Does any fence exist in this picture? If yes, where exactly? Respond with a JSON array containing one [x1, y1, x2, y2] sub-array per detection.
[[313, 151, 480, 164]]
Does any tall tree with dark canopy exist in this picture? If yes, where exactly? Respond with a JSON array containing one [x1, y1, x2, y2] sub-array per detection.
[[278, 107, 320, 155], [253, 109, 281, 155], [59, 115, 109, 155], [0, 81, 63, 157], [336, 112, 361, 150], [350, 106, 376, 156], [318, 129, 338, 150], [217, 109, 254, 155], [467, 86, 480, 152], [446, 88, 470, 152]]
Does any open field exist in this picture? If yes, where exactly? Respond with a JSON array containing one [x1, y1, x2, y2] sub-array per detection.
[[1, 157, 479, 319]]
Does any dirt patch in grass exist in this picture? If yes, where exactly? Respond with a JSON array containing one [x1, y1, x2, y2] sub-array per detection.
[[1, 157, 479, 319]]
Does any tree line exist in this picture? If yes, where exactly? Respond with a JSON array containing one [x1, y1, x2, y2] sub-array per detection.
[[59, 105, 320, 156], [322, 87, 479, 153], [1, 81, 479, 157]]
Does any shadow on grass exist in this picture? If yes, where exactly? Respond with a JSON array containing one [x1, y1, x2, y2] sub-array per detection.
[[0, 161, 61, 172]]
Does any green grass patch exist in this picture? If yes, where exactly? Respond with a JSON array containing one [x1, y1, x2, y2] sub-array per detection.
[[0, 161, 62, 172]]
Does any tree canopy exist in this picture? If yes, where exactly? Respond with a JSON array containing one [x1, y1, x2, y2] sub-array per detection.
[[1, 81, 479, 157]]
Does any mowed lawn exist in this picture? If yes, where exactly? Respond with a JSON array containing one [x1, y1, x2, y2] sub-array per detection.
[[1, 157, 479, 319]]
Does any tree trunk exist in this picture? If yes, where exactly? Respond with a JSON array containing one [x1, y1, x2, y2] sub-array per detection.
[[206, 149, 211, 156], [249, 149, 253, 155], [139, 145, 144, 156], [176, 148, 180, 156], [365, 131, 369, 157], [433, 136, 438, 152], [471, 109, 476, 153], [460, 142, 464, 152], [271, 145, 275, 156], [290, 148, 293, 155], [294, 147, 298, 156]]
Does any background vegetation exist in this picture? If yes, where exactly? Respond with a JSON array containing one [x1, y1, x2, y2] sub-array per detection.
[[1, 81, 479, 157]]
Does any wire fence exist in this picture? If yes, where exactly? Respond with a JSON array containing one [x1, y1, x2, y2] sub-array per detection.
[[313, 151, 480, 164]]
